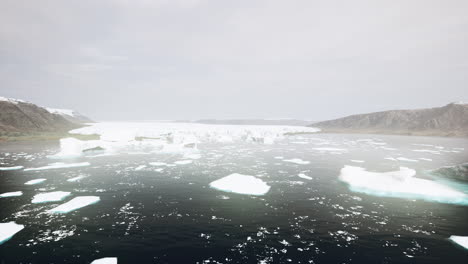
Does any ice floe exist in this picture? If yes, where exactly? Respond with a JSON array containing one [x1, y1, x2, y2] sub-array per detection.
[[298, 173, 312, 180], [32, 191, 71, 204], [48, 196, 100, 213], [174, 160, 192, 165], [283, 158, 310, 165], [210, 173, 271, 196], [67, 175, 86, 182], [313, 147, 347, 152], [0, 222, 24, 245], [24, 178, 46, 185], [0, 166, 23, 171], [91, 257, 118, 264], [396, 157, 419, 162], [0, 191, 23, 198], [339, 166, 468, 205], [350, 160, 365, 163], [449, 235, 468, 250], [24, 162, 90, 171]]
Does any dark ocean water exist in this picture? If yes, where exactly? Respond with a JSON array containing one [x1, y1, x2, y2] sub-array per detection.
[[0, 134, 467, 263]]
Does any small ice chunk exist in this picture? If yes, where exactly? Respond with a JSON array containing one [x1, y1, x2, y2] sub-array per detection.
[[210, 173, 271, 196], [396, 157, 419, 162], [174, 160, 192, 165], [350, 160, 365, 163], [0, 191, 23, 198], [48, 196, 100, 213], [32, 191, 71, 204], [284, 158, 310, 165], [449, 235, 468, 250], [298, 173, 312, 180], [149, 162, 167, 166], [24, 162, 90, 171], [67, 175, 86, 182], [135, 165, 146, 171], [91, 257, 118, 264], [0, 222, 24, 245], [0, 166, 24, 171], [24, 178, 46, 185], [313, 147, 347, 152]]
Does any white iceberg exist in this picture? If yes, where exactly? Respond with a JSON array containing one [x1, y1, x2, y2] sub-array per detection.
[[24, 178, 46, 185], [48, 196, 100, 213], [449, 235, 468, 250], [32, 191, 71, 204], [0, 191, 23, 198], [0, 166, 23, 171], [67, 175, 86, 182], [91, 257, 117, 264], [174, 160, 192, 165], [0, 222, 24, 245], [24, 162, 90, 171], [339, 166, 468, 205], [298, 173, 312, 180], [284, 158, 310, 165], [210, 173, 271, 196]]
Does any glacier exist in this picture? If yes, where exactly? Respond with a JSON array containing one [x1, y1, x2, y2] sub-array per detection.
[[339, 166, 468, 205], [32, 191, 71, 204], [48, 196, 100, 213], [209, 173, 271, 196], [0, 222, 24, 245]]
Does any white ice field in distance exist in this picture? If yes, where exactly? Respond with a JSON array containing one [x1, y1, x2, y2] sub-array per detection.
[[0, 222, 24, 245], [91, 257, 118, 264], [0, 166, 23, 171], [283, 158, 310, 165], [0, 191, 23, 198], [32, 191, 71, 204], [47, 196, 100, 213], [51, 122, 320, 158], [339, 166, 468, 205], [209, 173, 271, 196], [24, 178, 46, 185], [449, 235, 468, 250], [24, 162, 90, 171]]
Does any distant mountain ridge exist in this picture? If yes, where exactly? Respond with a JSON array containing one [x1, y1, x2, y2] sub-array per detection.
[[0, 96, 91, 134], [310, 103, 468, 137]]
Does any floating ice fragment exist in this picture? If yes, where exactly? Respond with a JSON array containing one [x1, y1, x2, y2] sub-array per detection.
[[283, 158, 310, 165], [298, 173, 312, 180], [32, 191, 71, 204], [449, 235, 468, 250], [24, 178, 46, 185], [48, 196, 100, 213], [396, 157, 419, 162], [135, 165, 146, 171], [149, 162, 167, 166], [210, 173, 271, 196], [91, 257, 118, 264], [350, 160, 365, 163], [0, 191, 23, 198], [174, 160, 192, 165], [0, 222, 24, 245], [313, 147, 347, 152], [0, 166, 23, 171], [67, 175, 86, 182], [24, 162, 90, 171], [339, 166, 468, 205]]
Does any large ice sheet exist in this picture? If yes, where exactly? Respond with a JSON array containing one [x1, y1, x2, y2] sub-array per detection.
[[0, 222, 24, 245], [0, 166, 23, 171], [24, 162, 90, 171], [32, 191, 71, 204], [91, 257, 117, 264], [339, 166, 468, 205], [48, 196, 100, 213], [449, 235, 468, 250], [59, 122, 320, 157], [0, 191, 23, 198], [24, 178, 46, 185], [210, 173, 271, 196]]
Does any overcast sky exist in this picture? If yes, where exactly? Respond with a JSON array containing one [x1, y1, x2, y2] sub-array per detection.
[[1, 0, 467, 121]]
